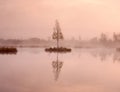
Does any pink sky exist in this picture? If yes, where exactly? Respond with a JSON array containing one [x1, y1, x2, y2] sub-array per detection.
[[0, 0, 120, 40]]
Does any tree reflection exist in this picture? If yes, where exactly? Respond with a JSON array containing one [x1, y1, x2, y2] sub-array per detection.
[[113, 51, 120, 63], [99, 51, 109, 61], [86, 49, 112, 62], [85, 49, 120, 63], [52, 52, 63, 81]]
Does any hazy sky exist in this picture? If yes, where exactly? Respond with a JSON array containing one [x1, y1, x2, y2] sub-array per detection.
[[0, 0, 120, 40]]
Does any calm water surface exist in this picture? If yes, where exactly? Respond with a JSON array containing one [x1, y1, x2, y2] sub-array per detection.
[[0, 48, 120, 92]]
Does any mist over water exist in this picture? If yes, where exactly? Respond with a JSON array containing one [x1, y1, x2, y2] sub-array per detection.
[[0, 48, 120, 92], [1, 0, 120, 92]]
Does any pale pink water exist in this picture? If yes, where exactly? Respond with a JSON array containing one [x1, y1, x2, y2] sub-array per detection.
[[0, 48, 120, 92]]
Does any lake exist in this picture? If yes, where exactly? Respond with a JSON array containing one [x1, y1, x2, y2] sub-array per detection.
[[0, 48, 120, 92]]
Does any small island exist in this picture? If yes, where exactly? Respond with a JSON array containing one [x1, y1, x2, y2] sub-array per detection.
[[0, 47, 17, 54], [45, 20, 71, 52]]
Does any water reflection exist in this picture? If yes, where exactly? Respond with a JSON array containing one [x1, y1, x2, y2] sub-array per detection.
[[1, 48, 120, 92], [90, 49, 112, 61], [0, 52, 17, 55], [52, 52, 63, 81], [79, 48, 120, 63], [113, 51, 120, 63]]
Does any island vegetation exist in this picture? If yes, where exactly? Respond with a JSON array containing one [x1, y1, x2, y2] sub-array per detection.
[[45, 20, 71, 52], [0, 47, 17, 54]]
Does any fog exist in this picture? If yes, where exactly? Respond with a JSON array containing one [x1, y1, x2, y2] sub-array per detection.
[[0, 0, 120, 39]]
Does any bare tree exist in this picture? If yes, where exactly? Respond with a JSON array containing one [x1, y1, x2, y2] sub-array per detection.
[[52, 20, 64, 48], [99, 33, 108, 43]]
